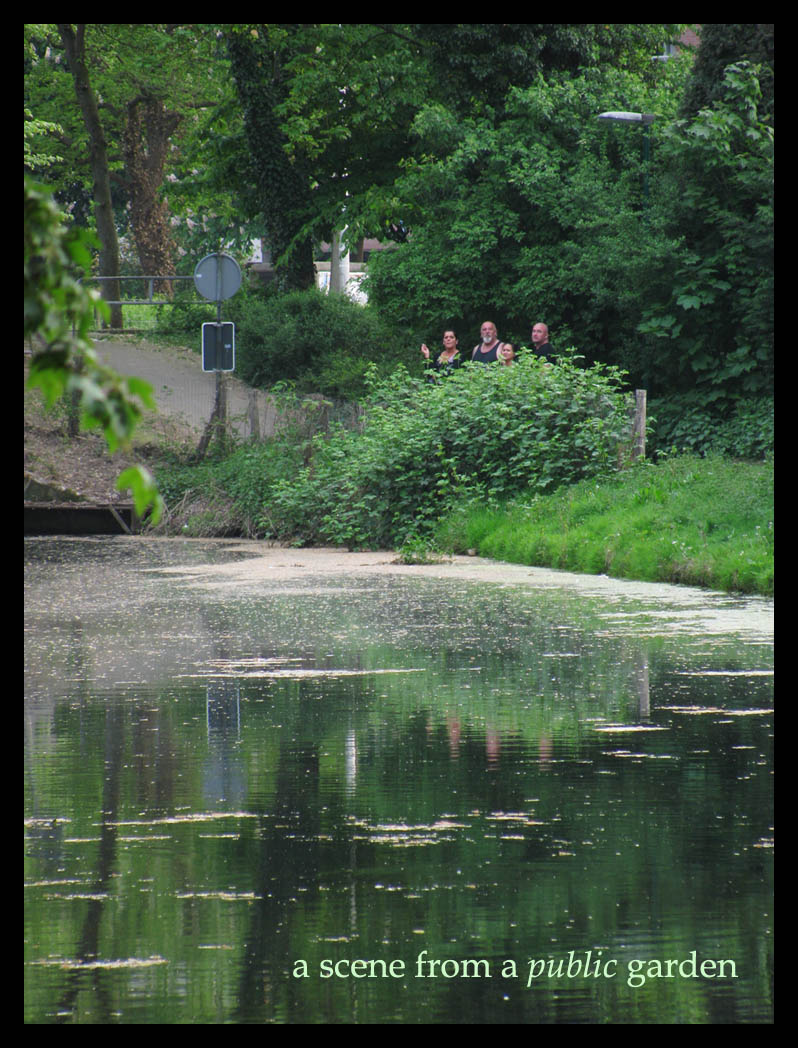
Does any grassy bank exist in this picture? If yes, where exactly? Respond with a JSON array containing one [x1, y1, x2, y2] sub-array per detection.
[[436, 454, 773, 595], [153, 444, 773, 597]]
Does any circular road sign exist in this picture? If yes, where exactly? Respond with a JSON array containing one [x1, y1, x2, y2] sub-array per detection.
[[193, 253, 242, 302]]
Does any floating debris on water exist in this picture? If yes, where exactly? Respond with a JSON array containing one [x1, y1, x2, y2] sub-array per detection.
[[29, 955, 168, 970], [592, 724, 669, 733], [659, 707, 773, 716]]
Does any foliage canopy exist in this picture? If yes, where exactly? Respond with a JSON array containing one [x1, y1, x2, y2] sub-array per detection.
[[25, 24, 773, 452]]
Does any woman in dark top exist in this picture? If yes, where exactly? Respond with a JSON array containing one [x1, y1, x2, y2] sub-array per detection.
[[421, 330, 462, 380]]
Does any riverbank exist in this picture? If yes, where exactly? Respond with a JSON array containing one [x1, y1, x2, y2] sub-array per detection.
[[25, 344, 773, 598], [436, 454, 773, 596], [149, 448, 772, 597]]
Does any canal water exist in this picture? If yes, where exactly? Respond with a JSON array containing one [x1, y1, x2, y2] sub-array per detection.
[[24, 538, 773, 1024]]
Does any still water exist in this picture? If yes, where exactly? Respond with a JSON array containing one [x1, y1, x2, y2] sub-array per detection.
[[24, 538, 773, 1024]]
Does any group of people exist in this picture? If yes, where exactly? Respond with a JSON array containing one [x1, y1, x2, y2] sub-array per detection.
[[420, 320, 554, 378]]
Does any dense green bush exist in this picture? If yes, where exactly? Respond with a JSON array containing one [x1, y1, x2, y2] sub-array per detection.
[[637, 63, 773, 403], [650, 396, 774, 459], [270, 354, 631, 548], [226, 286, 415, 398], [150, 279, 218, 337]]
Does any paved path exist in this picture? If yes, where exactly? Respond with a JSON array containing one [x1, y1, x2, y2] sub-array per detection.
[[94, 339, 264, 437]]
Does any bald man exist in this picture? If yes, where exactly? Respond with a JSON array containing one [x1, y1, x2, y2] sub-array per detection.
[[530, 322, 555, 364], [471, 321, 506, 364]]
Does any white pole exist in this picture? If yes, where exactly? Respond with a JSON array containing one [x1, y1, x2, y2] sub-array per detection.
[[329, 228, 350, 295]]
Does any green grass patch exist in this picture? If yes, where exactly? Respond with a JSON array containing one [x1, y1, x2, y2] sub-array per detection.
[[436, 454, 774, 595]]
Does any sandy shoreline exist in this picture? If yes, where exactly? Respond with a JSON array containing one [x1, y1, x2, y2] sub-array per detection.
[[137, 539, 773, 642]]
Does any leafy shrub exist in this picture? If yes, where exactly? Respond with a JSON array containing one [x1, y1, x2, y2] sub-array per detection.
[[226, 286, 414, 398], [154, 438, 304, 538], [271, 354, 631, 548], [650, 396, 774, 459]]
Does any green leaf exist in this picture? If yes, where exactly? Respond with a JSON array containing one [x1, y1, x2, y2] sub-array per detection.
[[125, 376, 157, 409], [116, 466, 165, 525]]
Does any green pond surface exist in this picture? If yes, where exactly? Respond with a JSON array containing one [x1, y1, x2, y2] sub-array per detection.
[[24, 538, 774, 1024]]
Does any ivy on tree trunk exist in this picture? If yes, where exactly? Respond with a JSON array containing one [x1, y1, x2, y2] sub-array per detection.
[[123, 94, 181, 296], [226, 27, 316, 293]]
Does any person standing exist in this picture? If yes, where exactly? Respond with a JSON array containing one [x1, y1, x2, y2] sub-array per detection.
[[421, 330, 462, 380], [530, 322, 556, 363], [471, 321, 506, 364]]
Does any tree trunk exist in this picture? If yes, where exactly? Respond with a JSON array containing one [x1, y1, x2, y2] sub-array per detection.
[[123, 95, 181, 297], [57, 24, 123, 328]]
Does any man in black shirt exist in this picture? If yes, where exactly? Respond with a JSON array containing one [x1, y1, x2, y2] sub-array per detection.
[[530, 322, 555, 364], [471, 321, 507, 364]]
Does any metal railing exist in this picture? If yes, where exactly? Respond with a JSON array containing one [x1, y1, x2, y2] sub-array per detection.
[[80, 273, 196, 306]]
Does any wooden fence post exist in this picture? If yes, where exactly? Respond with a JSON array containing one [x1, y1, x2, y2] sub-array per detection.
[[194, 371, 229, 462], [631, 389, 646, 461], [247, 389, 261, 441]]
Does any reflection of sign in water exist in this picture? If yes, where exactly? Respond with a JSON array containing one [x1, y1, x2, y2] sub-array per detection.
[[204, 681, 245, 805], [193, 253, 242, 301], [206, 680, 241, 736]]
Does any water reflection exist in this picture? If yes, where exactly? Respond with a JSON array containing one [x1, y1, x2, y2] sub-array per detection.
[[25, 539, 773, 1024]]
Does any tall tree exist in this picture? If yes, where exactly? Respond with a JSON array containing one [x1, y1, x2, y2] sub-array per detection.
[[112, 24, 228, 284], [123, 93, 181, 290], [56, 24, 122, 326], [680, 24, 774, 122], [249, 23, 683, 251], [272, 23, 430, 244], [226, 26, 316, 291], [411, 23, 678, 114], [27, 25, 228, 286], [640, 61, 774, 402]]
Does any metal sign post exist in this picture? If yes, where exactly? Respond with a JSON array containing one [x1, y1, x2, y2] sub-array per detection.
[[194, 254, 240, 371], [193, 253, 242, 457]]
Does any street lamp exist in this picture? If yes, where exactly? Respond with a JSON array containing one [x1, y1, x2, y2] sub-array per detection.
[[597, 111, 657, 211], [597, 112, 657, 124]]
